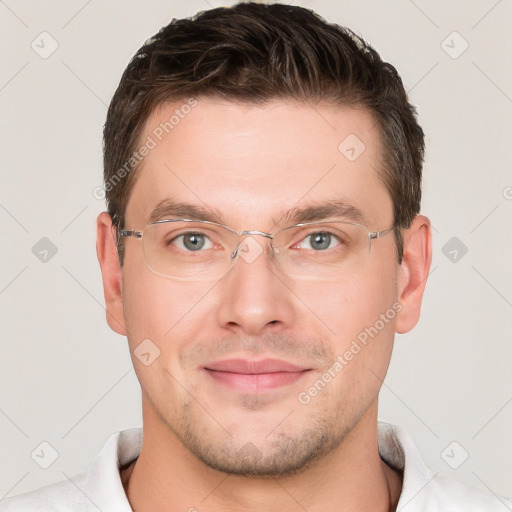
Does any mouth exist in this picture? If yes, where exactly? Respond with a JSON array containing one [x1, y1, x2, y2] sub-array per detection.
[[203, 358, 312, 393]]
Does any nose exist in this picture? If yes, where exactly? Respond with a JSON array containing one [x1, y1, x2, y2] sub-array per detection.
[[216, 235, 296, 336]]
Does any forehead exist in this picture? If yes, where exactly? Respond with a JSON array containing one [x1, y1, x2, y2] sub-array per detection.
[[125, 98, 392, 229]]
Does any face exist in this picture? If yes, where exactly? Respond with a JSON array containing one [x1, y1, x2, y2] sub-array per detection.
[[110, 98, 408, 476]]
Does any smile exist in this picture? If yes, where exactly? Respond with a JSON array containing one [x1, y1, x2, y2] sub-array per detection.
[[203, 358, 312, 393]]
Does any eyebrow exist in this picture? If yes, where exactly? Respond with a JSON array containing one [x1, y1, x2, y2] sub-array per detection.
[[147, 198, 367, 227], [148, 199, 223, 224], [281, 199, 367, 226]]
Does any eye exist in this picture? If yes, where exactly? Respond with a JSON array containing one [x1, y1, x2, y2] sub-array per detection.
[[296, 231, 341, 251], [171, 232, 214, 251]]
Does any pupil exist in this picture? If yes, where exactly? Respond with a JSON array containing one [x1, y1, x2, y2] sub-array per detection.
[[311, 232, 330, 250], [184, 233, 205, 251]]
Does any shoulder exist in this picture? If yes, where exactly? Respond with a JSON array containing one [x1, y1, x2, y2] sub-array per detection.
[[426, 473, 512, 511], [0, 428, 141, 512], [378, 422, 512, 511], [0, 474, 86, 512]]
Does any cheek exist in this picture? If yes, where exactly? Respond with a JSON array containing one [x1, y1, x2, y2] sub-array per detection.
[[121, 270, 216, 356], [121, 275, 219, 409], [296, 272, 398, 344], [297, 266, 399, 393]]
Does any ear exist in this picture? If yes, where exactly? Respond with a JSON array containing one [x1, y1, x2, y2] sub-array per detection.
[[96, 212, 127, 335], [395, 215, 432, 334]]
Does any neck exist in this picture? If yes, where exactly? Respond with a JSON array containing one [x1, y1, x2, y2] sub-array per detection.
[[122, 400, 402, 512]]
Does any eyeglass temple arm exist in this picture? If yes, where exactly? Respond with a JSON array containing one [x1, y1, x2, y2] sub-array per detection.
[[369, 226, 394, 240], [119, 230, 143, 239]]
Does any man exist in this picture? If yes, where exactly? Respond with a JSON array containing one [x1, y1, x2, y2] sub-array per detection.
[[1, 2, 510, 511]]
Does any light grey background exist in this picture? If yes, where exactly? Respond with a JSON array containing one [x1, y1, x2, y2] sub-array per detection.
[[1, 0, 511, 502]]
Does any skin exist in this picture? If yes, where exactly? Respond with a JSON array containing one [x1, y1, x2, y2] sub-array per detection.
[[97, 98, 432, 512]]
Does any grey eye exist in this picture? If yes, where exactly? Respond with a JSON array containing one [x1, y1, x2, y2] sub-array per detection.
[[308, 232, 332, 250], [175, 233, 209, 251]]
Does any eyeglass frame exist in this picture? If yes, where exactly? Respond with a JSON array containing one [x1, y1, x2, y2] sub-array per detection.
[[117, 217, 395, 278]]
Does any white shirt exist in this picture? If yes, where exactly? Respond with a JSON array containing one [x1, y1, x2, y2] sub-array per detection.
[[1, 422, 510, 511]]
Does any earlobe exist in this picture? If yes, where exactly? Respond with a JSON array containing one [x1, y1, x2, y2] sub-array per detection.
[[96, 212, 127, 336], [395, 215, 432, 334]]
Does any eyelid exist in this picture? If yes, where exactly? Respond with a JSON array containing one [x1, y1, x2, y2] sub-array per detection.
[[285, 226, 343, 248], [285, 219, 365, 230], [170, 231, 215, 251], [284, 222, 350, 235]]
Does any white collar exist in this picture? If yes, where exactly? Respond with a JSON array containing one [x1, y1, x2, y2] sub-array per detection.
[[80, 422, 509, 511]]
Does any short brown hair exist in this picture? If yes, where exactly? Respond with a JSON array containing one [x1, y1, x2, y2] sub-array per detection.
[[103, 2, 424, 264]]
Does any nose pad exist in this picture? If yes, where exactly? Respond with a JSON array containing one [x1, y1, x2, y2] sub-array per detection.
[[231, 230, 274, 265], [234, 236, 265, 265]]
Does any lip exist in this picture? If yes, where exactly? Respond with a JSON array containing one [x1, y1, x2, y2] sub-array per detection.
[[205, 358, 308, 374], [203, 358, 311, 393]]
